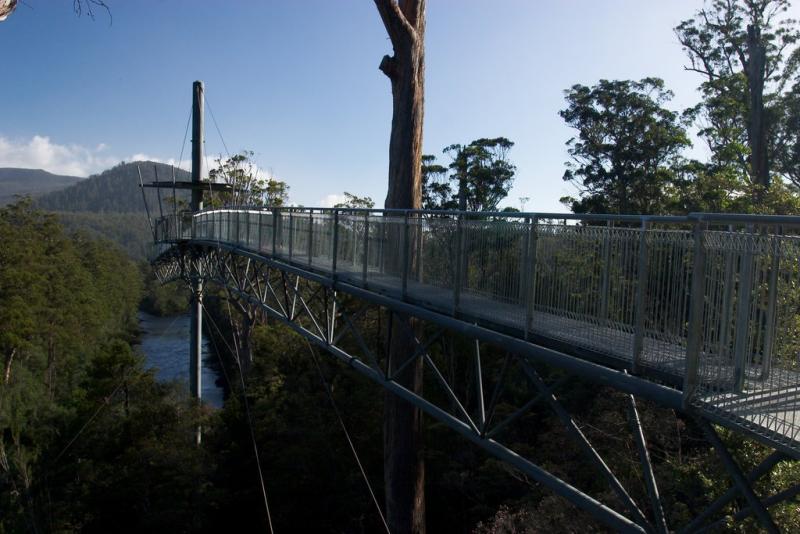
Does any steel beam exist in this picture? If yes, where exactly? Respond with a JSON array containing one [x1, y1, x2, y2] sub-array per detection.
[[697, 418, 779, 533]]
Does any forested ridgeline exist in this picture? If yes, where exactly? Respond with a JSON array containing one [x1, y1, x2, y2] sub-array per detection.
[[32, 161, 191, 262], [36, 161, 190, 214], [0, 168, 80, 206]]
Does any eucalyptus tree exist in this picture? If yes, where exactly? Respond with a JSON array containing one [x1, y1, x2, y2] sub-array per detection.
[[559, 78, 692, 215], [207, 151, 289, 208], [421, 138, 517, 213], [334, 192, 375, 209], [675, 0, 800, 193], [374, 1, 427, 531]]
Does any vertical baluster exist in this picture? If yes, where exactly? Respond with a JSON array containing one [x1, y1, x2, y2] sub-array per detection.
[[453, 214, 464, 314], [632, 220, 651, 372], [761, 228, 780, 380], [257, 211, 263, 252], [379, 218, 386, 274], [272, 210, 278, 255], [288, 210, 294, 260], [402, 211, 410, 299], [718, 225, 735, 356], [417, 214, 424, 283], [362, 212, 370, 283], [308, 211, 314, 265], [599, 220, 612, 323], [524, 217, 539, 339], [332, 209, 339, 278], [684, 220, 708, 406], [733, 223, 756, 392], [244, 212, 248, 245]]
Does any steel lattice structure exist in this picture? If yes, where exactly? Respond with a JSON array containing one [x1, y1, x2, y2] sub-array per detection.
[[152, 207, 800, 533]]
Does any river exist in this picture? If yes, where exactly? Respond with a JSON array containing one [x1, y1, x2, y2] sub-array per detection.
[[137, 311, 226, 408]]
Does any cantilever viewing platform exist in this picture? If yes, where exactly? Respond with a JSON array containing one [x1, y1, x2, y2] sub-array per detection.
[[154, 207, 800, 458]]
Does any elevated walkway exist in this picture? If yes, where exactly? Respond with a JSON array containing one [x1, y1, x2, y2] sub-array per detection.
[[154, 207, 800, 458]]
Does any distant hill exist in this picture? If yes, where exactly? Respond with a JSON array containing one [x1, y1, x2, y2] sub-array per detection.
[[37, 161, 191, 213], [0, 168, 81, 205], [32, 161, 192, 261]]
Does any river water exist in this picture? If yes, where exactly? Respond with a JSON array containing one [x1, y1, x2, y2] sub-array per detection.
[[138, 311, 225, 408]]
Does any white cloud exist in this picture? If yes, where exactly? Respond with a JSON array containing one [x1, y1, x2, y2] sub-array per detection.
[[0, 135, 120, 176], [127, 153, 191, 172], [0, 135, 197, 177], [0, 135, 269, 181], [319, 193, 346, 208]]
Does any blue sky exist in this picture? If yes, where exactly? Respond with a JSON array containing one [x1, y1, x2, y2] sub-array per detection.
[[2, 1, 796, 212]]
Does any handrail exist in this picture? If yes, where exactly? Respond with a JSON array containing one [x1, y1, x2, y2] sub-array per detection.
[[177, 205, 800, 227], [152, 206, 800, 452]]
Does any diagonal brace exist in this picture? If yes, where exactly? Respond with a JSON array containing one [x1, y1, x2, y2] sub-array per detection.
[[522, 361, 651, 530], [696, 418, 780, 534], [679, 450, 785, 534], [627, 394, 668, 534]]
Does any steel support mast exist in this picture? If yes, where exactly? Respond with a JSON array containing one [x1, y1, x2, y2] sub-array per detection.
[[189, 81, 204, 420]]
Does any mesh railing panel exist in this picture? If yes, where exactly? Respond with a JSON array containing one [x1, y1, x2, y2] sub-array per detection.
[[151, 208, 800, 452]]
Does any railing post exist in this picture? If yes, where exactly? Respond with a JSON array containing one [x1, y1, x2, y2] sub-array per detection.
[[308, 211, 314, 265], [257, 211, 263, 252], [718, 225, 735, 357], [236, 212, 241, 245], [761, 229, 780, 380], [332, 209, 339, 277], [683, 220, 708, 407], [524, 216, 539, 339], [245, 211, 251, 247], [402, 211, 410, 299], [453, 214, 464, 314], [733, 223, 756, 393], [632, 220, 650, 372], [362, 212, 369, 283], [379, 217, 386, 274], [417, 214, 424, 283], [599, 220, 612, 323], [272, 210, 278, 255], [288, 210, 294, 260]]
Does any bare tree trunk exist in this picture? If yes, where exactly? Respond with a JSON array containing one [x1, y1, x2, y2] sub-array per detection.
[[374, 1, 426, 532], [747, 24, 769, 196], [384, 314, 425, 534], [4, 348, 15, 385]]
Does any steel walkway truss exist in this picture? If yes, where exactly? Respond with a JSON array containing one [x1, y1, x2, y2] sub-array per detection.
[[153, 240, 799, 533]]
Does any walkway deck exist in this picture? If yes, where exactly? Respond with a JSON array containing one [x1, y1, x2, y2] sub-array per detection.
[[155, 207, 800, 457]]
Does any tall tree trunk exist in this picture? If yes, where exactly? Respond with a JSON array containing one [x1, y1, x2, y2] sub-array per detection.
[[747, 24, 769, 196], [374, 1, 426, 533]]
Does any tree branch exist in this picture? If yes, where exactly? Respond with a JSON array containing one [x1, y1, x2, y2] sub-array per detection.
[[373, 0, 415, 46]]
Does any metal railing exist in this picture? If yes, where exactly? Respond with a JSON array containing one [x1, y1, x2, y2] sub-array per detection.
[[153, 207, 800, 449]]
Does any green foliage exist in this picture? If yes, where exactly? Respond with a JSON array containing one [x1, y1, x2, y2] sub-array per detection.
[[55, 211, 153, 260], [207, 151, 289, 208], [422, 138, 516, 212], [675, 0, 800, 187], [0, 200, 205, 532], [334, 191, 375, 209], [139, 263, 190, 316], [560, 78, 692, 215]]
